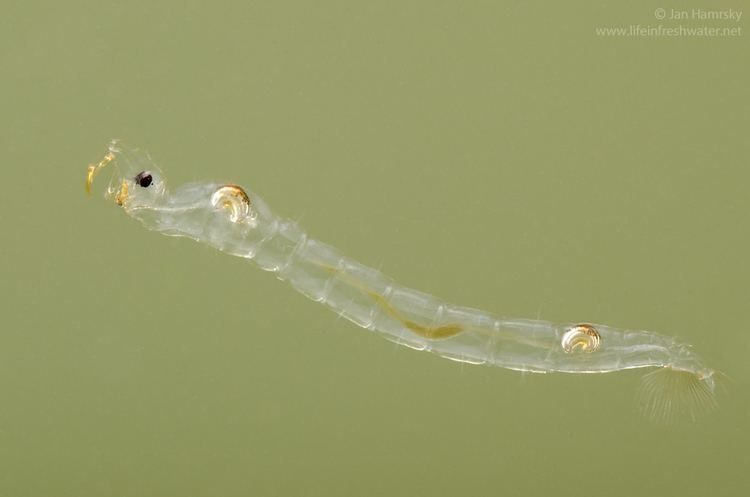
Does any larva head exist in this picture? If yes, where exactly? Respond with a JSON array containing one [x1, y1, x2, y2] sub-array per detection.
[[86, 140, 167, 210]]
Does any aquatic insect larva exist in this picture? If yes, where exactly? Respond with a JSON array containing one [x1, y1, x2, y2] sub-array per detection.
[[86, 140, 720, 422]]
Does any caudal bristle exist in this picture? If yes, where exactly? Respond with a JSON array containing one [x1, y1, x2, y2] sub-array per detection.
[[637, 367, 719, 424]]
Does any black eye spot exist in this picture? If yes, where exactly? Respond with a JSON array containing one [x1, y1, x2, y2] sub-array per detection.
[[135, 171, 153, 188]]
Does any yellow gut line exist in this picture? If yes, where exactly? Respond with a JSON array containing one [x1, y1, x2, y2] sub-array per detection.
[[319, 263, 464, 340]]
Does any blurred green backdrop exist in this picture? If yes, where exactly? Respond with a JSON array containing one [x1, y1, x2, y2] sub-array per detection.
[[0, 1, 747, 496]]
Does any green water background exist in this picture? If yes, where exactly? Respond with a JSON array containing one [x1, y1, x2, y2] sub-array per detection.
[[1, 1, 748, 496]]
